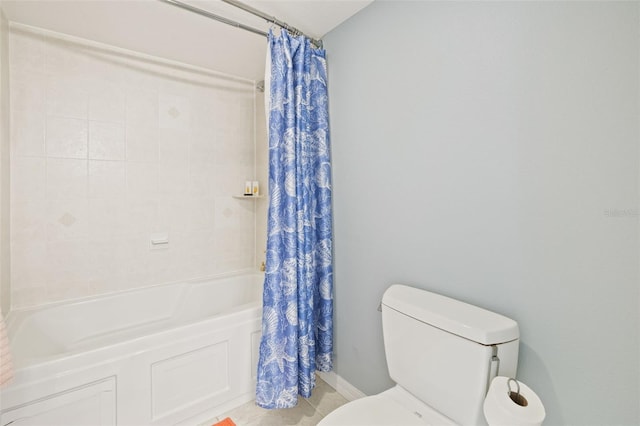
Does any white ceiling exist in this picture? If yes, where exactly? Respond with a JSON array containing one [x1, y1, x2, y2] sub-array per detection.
[[1, 0, 372, 81]]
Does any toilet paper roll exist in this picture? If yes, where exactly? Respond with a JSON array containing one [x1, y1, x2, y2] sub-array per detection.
[[483, 376, 546, 426]]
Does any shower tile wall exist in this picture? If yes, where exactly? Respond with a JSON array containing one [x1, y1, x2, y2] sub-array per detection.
[[9, 24, 260, 309]]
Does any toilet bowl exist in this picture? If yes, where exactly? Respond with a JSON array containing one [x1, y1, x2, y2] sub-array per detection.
[[318, 386, 455, 426], [319, 284, 520, 426]]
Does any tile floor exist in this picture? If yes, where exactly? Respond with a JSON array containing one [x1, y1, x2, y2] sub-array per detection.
[[201, 376, 349, 426]]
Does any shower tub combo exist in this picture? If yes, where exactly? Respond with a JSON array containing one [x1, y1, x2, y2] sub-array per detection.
[[0, 272, 263, 426]]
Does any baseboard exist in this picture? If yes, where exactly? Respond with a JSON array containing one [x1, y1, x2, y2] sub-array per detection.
[[317, 371, 367, 401]]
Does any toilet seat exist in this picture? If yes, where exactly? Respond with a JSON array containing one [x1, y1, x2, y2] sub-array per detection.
[[318, 386, 457, 426]]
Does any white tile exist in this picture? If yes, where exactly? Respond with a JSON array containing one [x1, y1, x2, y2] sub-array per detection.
[[46, 199, 89, 242], [227, 98, 254, 132], [89, 121, 125, 160], [216, 167, 255, 199], [8, 37, 266, 305], [213, 130, 254, 167], [46, 281, 89, 304], [119, 234, 155, 288], [11, 108, 45, 157], [126, 123, 158, 161], [11, 157, 46, 201], [89, 160, 126, 198], [46, 240, 91, 288], [186, 197, 216, 232], [159, 78, 196, 100], [177, 231, 210, 275], [126, 89, 158, 124], [214, 197, 241, 230], [84, 57, 126, 86], [11, 200, 48, 240], [90, 88, 125, 123], [227, 134, 254, 167], [159, 93, 191, 130], [88, 198, 126, 239], [10, 70, 46, 113], [87, 278, 118, 297], [10, 241, 48, 289], [46, 79, 88, 119], [211, 130, 233, 165], [86, 238, 126, 294], [44, 37, 90, 77], [11, 285, 49, 309], [189, 163, 217, 197], [122, 199, 158, 235], [189, 131, 217, 167], [215, 256, 253, 273], [214, 228, 253, 260], [158, 129, 189, 166], [46, 116, 88, 159], [46, 158, 88, 199], [126, 162, 158, 197], [9, 27, 45, 72], [158, 164, 188, 195], [122, 67, 161, 92], [191, 97, 224, 135], [156, 197, 190, 234], [149, 245, 175, 283]]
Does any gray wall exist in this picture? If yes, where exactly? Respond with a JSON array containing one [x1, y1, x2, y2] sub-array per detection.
[[325, 2, 639, 425]]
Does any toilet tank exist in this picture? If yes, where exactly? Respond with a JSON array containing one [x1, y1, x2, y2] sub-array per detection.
[[381, 285, 519, 426]]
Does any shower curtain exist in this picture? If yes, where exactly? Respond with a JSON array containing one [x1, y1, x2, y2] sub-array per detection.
[[255, 30, 333, 409]]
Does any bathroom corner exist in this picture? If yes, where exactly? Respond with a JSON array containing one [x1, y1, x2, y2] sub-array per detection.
[[0, 4, 10, 316]]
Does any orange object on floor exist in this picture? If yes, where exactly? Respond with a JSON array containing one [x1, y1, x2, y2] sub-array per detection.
[[212, 417, 236, 426]]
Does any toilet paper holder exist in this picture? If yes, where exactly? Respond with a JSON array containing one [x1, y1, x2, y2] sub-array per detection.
[[507, 378, 528, 407]]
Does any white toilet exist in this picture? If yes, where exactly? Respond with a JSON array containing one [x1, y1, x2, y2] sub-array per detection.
[[319, 284, 520, 426]]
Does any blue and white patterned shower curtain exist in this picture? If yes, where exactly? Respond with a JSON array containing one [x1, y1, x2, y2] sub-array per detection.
[[255, 30, 333, 409]]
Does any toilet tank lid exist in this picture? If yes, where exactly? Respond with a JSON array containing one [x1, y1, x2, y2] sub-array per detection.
[[382, 284, 519, 345]]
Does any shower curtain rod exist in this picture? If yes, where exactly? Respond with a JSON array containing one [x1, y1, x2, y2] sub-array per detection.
[[158, 0, 323, 48]]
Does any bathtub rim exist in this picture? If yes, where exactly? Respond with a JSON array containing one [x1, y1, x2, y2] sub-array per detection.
[[5, 268, 264, 328], [5, 269, 265, 371]]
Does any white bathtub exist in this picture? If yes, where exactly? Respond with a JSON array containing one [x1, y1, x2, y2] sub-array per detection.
[[0, 272, 264, 426]]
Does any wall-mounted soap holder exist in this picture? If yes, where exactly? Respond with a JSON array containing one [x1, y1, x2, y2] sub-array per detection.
[[232, 195, 265, 199]]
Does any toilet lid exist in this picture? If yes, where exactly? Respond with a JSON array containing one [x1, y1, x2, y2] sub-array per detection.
[[318, 394, 437, 426]]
